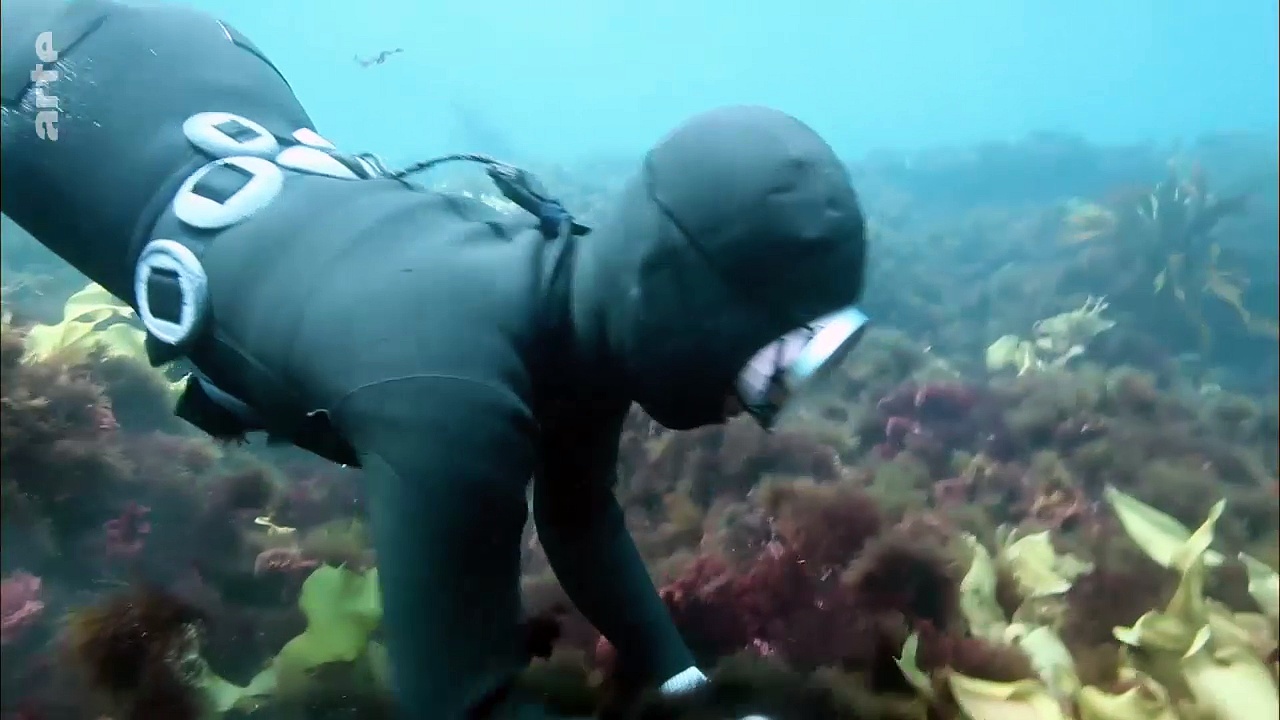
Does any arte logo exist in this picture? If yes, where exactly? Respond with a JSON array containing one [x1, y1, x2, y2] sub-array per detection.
[[31, 31, 60, 141]]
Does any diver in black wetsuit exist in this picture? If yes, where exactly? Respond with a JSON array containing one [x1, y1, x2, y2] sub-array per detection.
[[1, 1, 870, 717]]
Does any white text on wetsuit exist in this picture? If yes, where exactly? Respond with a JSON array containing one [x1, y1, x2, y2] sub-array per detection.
[[32, 32, 60, 141]]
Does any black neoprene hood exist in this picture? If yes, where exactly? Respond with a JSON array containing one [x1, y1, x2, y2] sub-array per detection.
[[572, 105, 868, 430]]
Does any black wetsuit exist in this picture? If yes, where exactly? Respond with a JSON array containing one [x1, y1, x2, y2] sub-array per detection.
[[1, 1, 867, 718]]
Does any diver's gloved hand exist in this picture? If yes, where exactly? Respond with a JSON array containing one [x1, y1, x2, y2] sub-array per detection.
[[659, 666, 707, 695], [659, 667, 780, 720]]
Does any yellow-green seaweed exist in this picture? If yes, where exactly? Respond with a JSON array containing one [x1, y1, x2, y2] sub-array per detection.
[[192, 563, 385, 716], [21, 283, 148, 365], [1111, 499, 1279, 720], [986, 297, 1115, 375]]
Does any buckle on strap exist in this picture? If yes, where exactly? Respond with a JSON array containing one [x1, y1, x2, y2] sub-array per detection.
[[172, 156, 283, 229], [134, 239, 208, 351], [135, 154, 283, 358], [136, 111, 380, 362]]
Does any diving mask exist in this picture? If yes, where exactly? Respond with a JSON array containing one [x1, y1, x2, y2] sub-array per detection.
[[734, 306, 870, 429]]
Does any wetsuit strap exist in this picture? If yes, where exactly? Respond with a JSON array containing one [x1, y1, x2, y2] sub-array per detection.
[[127, 112, 390, 451], [134, 113, 378, 364]]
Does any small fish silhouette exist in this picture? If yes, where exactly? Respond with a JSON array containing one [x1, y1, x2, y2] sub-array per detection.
[[355, 47, 404, 68]]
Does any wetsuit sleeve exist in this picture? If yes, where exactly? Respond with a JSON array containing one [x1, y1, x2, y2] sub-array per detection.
[[533, 410, 696, 685], [334, 376, 537, 716]]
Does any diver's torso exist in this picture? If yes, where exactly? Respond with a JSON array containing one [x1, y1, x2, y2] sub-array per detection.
[[192, 174, 558, 421]]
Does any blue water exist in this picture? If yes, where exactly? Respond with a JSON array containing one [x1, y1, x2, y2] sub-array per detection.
[[200, 0, 1280, 163]]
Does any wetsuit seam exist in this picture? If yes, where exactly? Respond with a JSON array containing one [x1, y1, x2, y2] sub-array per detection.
[[330, 374, 530, 421]]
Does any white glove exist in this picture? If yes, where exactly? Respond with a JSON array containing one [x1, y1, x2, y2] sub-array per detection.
[[659, 666, 707, 695], [659, 667, 774, 720]]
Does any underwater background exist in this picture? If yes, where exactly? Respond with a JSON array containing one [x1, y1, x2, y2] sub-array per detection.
[[1, 1, 1278, 718]]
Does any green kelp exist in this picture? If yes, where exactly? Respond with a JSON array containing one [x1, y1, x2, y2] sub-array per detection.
[[1110, 495, 1279, 720], [1060, 199, 1118, 245], [891, 490, 1278, 720], [1060, 167, 1280, 354], [986, 297, 1115, 375], [954, 529, 1089, 712], [193, 563, 386, 716], [15, 282, 187, 401], [19, 283, 148, 365]]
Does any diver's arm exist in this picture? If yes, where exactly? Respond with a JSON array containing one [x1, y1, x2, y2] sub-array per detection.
[[533, 409, 698, 686], [336, 376, 539, 716]]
